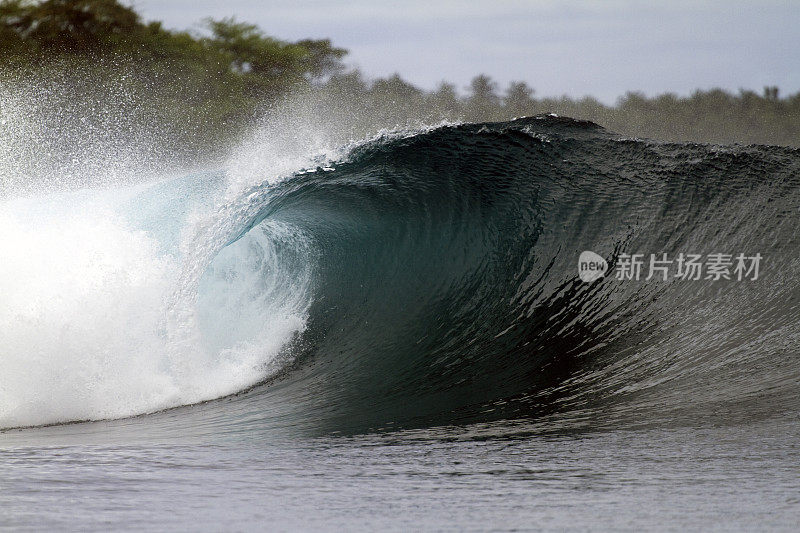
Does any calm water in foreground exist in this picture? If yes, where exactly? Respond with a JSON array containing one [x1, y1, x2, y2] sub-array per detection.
[[2, 416, 799, 531]]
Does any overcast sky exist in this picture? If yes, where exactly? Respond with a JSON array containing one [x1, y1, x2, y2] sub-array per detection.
[[132, 0, 800, 104]]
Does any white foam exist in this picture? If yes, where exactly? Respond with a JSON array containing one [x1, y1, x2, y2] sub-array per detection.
[[0, 190, 309, 428], [0, 82, 432, 429]]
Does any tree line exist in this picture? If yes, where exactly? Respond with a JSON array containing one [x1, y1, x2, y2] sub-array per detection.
[[2, 0, 798, 161]]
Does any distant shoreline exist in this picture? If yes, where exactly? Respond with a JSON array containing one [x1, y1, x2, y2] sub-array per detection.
[[2, 0, 798, 151]]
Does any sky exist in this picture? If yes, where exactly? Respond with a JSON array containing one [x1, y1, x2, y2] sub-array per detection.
[[132, 0, 800, 104]]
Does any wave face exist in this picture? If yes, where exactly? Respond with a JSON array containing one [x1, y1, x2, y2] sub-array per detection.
[[2, 116, 800, 435]]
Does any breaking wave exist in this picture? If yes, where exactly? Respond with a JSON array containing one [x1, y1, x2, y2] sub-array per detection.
[[2, 116, 799, 435]]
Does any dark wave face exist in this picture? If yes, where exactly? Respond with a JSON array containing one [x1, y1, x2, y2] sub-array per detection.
[[3, 115, 800, 438], [179, 115, 800, 437]]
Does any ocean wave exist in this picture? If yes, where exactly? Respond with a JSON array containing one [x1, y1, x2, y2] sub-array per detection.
[[2, 116, 799, 435]]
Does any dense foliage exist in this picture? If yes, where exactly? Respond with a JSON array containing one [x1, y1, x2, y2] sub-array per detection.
[[2, 0, 798, 156]]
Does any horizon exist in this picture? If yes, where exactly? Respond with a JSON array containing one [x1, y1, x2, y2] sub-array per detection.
[[133, 0, 800, 104]]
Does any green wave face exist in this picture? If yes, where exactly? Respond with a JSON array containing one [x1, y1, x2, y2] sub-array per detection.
[[198, 116, 800, 435], [3, 116, 800, 437]]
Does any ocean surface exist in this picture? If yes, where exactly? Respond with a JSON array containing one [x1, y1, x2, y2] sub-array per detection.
[[2, 116, 799, 530]]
